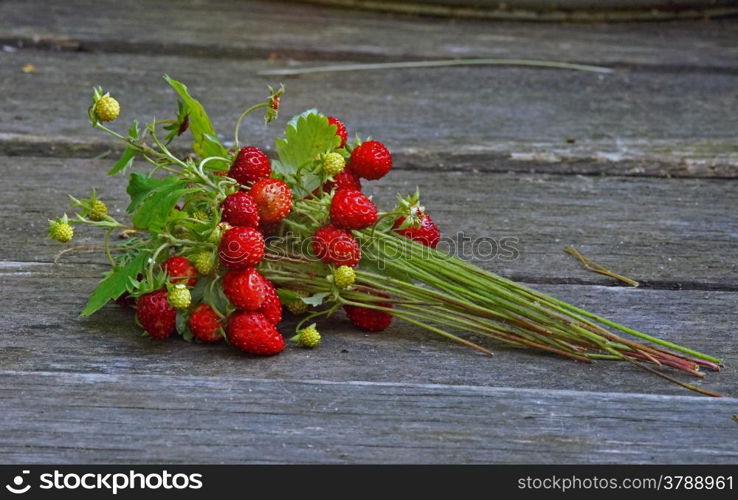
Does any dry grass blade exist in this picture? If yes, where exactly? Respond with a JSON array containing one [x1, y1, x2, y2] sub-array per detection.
[[565, 245, 640, 287]]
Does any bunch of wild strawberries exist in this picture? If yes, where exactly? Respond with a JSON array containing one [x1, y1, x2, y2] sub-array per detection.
[[129, 116, 440, 356]]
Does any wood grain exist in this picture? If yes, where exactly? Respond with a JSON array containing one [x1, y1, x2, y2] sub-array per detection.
[[1, 46, 738, 176], [2, 0, 737, 68], [2, 371, 736, 463]]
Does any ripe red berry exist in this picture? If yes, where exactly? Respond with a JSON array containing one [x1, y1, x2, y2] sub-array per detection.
[[323, 167, 362, 192], [219, 226, 265, 269], [163, 256, 197, 287], [220, 191, 260, 228], [393, 211, 441, 249], [327, 116, 347, 148], [312, 224, 361, 267], [136, 290, 177, 339], [222, 268, 267, 311], [344, 303, 393, 332], [350, 140, 392, 180], [259, 279, 283, 325], [229, 146, 271, 186], [330, 189, 378, 230], [226, 311, 285, 356], [249, 178, 292, 223], [188, 304, 222, 343]]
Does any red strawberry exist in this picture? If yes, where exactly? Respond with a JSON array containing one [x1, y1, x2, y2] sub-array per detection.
[[393, 211, 441, 249], [220, 191, 260, 228], [259, 279, 283, 325], [345, 304, 393, 332], [323, 167, 362, 192], [327, 116, 347, 148], [219, 226, 265, 269], [249, 178, 292, 223], [188, 304, 222, 343], [350, 140, 392, 180], [226, 311, 285, 355], [330, 189, 378, 230], [229, 146, 271, 186], [163, 256, 197, 287], [311, 224, 361, 267], [223, 267, 267, 311], [136, 290, 177, 339]]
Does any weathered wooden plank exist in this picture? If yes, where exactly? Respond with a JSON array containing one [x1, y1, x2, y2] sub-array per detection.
[[291, 0, 738, 22], [1, 371, 736, 463], [2, 0, 737, 68], [2, 50, 737, 176], [0, 267, 734, 396], [3, 157, 735, 287]]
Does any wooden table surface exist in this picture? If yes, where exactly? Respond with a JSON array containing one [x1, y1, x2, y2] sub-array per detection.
[[1, 0, 737, 463]]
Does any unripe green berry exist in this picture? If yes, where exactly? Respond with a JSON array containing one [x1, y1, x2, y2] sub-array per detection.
[[94, 96, 120, 122], [49, 221, 74, 243], [192, 251, 215, 275], [193, 210, 209, 221], [89, 200, 108, 221], [208, 222, 232, 244], [285, 290, 310, 315], [333, 265, 356, 289], [168, 285, 191, 309], [293, 326, 321, 348], [322, 152, 345, 176]]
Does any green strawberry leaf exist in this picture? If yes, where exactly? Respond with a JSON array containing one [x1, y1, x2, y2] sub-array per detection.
[[163, 101, 188, 144], [109, 147, 136, 176], [81, 250, 151, 316], [287, 108, 319, 128], [164, 75, 227, 160], [132, 184, 198, 231], [126, 173, 178, 213], [275, 111, 340, 186]]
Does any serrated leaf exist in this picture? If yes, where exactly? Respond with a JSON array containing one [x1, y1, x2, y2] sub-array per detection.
[[287, 108, 319, 128], [125, 173, 177, 213], [132, 185, 198, 231], [81, 250, 150, 316], [164, 75, 227, 159], [275, 112, 340, 180]]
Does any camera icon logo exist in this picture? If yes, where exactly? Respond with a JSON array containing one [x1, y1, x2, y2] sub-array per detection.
[[5, 470, 31, 494]]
